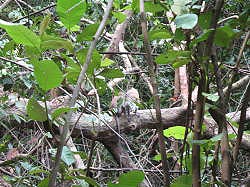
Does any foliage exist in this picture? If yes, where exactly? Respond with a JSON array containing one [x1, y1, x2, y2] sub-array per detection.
[[0, 0, 250, 186]]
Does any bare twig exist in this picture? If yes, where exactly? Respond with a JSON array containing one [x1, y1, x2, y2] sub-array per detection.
[[139, 1, 170, 186], [48, 0, 114, 186]]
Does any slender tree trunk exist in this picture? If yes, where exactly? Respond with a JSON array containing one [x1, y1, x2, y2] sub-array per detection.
[[192, 71, 206, 187]]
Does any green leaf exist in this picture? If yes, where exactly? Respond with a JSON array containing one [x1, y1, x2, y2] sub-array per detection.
[[163, 126, 186, 139], [34, 60, 63, 91], [190, 29, 213, 48], [41, 34, 74, 52], [144, 1, 165, 13], [148, 29, 172, 41], [38, 178, 49, 187], [25, 46, 41, 60], [228, 133, 236, 140], [100, 58, 115, 67], [77, 23, 99, 41], [108, 170, 145, 187], [153, 154, 161, 161], [61, 146, 76, 166], [65, 57, 81, 84], [214, 25, 239, 47], [198, 11, 212, 30], [174, 28, 185, 41], [51, 107, 76, 120], [155, 50, 191, 65], [175, 14, 198, 29], [39, 15, 51, 35], [28, 168, 49, 175], [171, 175, 192, 187], [202, 92, 219, 102], [27, 98, 47, 122], [173, 59, 190, 68], [56, 0, 86, 29], [113, 12, 127, 23], [0, 19, 40, 49], [77, 49, 101, 74], [100, 68, 124, 79], [50, 146, 76, 166], [95, 77, 107, 96], [131, 0, 139, 13], [171, 0, 191, 15]]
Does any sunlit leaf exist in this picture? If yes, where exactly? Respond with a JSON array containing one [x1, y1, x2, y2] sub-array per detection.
[[34, 60, 63, 91], [113, 12, 126, 23], [175, 14, 198, 29], [56, 0, 86, 29], [100, 58, 115, 67], [163, 126, 186, 139], [108, 170, 144, 187], [0, 19, 40, 49], [171, 0, 191, 15]]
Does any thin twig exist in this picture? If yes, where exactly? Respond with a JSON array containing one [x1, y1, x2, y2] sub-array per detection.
[[48, 1, 114, 186], [139, 1, 170, 186]]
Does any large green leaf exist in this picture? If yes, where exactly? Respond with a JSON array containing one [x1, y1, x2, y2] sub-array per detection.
[[50, 146, 75, 166], [198, 11, 212, 30], [34, 60, 63, 91], [56, 0, 86, 29], [108, 170, 145, 187], [214, 25, 239, 47], [171, 0, 191, 15], [163, 126, 186, 139], [0, 19, 40, 49], [26, 98, 47, 122], [41, 34, 74, 52], [148, 29, 172, 41], [77, 23, 99, 41], [175, 14, 198, 29]]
